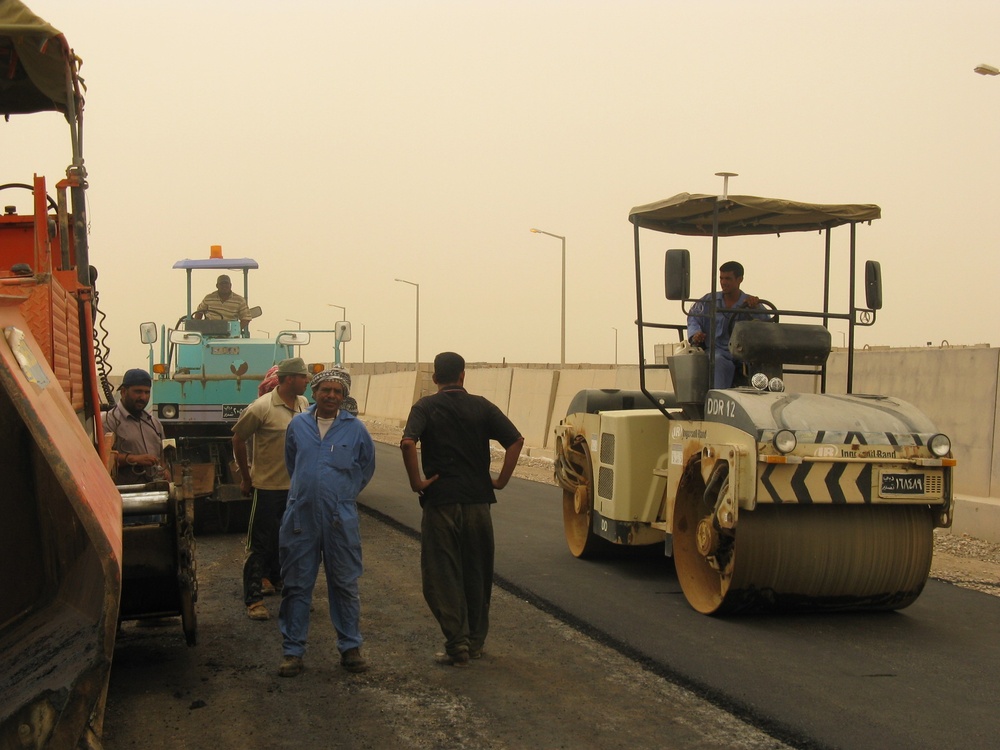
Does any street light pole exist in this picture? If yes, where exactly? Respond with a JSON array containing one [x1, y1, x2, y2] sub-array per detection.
[[394, 278, 419, 369], [612, 327, 618, 366], [530, 228, 566, 365], [327, 304, 347, 362]]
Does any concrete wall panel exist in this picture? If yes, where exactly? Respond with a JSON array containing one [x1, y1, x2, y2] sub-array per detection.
[[356, 351, 1000, 540], [844, 348, 998, 498], [363, 370, 419, 422], [464, 368, 514, 414], [507, 369, 559, 449], [351, 373, 371, 415]]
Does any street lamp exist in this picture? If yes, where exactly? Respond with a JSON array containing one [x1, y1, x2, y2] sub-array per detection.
[[530, 228, 566, 365], [612, 327, 618, 366], [975, 63, 999, 76], [394, 278, 419, 368], [327, 304, 347, 361]]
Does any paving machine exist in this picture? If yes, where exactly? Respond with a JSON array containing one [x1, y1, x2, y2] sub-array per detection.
[[553, 182, 956, 614], [1, 4, 196, 746]]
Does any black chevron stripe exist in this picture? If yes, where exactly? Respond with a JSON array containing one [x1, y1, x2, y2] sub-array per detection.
[[790, 463, 813, 504], [761, 464, 780, 502], [855, 463, 873, 502], [825, 461, 847, 504]]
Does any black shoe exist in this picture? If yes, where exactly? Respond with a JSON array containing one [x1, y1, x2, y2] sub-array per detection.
[[341, 647, 368, 673]]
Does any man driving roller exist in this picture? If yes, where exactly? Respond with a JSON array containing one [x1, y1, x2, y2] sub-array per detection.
[[687, 261, 770, 389]]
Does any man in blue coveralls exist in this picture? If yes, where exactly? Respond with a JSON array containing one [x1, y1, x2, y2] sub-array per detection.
[[277, 367, 375, 678], [687, 260, 770, 389]]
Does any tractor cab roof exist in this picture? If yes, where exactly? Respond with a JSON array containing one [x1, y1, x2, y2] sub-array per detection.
[[172, 258, 259, 271]]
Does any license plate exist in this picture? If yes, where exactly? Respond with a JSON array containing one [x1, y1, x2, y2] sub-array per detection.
[[880, 473, 925, 496], [223, 404, 247, 420]]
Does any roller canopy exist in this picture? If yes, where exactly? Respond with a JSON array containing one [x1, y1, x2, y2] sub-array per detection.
[[629, 193, 881, 237]]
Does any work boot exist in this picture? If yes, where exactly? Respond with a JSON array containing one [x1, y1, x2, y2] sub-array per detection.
[[340, 647, 368, 673], [278, 655, 303, 677], [246, 601, 270, 621], [261, 578, 276, 596]]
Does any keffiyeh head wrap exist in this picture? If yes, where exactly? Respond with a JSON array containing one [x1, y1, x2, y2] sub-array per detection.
[[258, 365, 280, 397], [310, 367, 351, 396]]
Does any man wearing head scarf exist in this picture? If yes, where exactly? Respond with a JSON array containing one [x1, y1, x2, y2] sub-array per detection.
[[192, 274, 252, 333], [105, 368, 170, 482], [232, 357, 311, 621], [277, 367, 375, 677]]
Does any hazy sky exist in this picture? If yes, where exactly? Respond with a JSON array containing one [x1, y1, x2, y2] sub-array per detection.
[[7, 0, 1000, 371]]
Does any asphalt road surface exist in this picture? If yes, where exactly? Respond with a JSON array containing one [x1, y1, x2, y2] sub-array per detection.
[[361, 442, 1000, 750]]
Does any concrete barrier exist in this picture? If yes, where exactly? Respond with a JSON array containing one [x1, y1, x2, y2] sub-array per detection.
[[353, 349, 1000, 542]]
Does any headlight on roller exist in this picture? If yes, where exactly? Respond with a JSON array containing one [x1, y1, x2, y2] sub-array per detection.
[[751, 372, 769, 390], [159, 403, 179, 420], [773, 429, 797, 454], [928, 433, 951, 458]]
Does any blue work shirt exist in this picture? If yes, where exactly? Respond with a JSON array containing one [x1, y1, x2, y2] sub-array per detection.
[[284, 405, 375, 529], [687, 291, 770, 351]]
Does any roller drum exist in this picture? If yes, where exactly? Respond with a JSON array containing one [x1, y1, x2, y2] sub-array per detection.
[[675, 501, 934, 615]]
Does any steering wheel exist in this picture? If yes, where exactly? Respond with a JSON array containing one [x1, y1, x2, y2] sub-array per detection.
[[728, 298, 779, 335], [193, 310, 226, 321], [757, 298, 778, 321]]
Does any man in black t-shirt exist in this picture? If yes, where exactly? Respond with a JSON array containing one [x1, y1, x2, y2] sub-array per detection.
[[400, 352, 523, 667]]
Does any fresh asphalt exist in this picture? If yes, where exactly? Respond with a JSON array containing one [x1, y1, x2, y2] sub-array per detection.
[[360, 442, 999, 750]]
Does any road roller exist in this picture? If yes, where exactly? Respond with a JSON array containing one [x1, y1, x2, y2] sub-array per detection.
[[552, 184, 956, 614]]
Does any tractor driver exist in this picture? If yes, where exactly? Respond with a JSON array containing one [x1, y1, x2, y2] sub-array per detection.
[[687, 261, 770, 389], [192, 274, 252, 333]]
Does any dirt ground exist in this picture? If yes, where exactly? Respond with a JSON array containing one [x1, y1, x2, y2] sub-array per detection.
[[100, 421, 1000, 750], [103, 507, 789, 750]]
